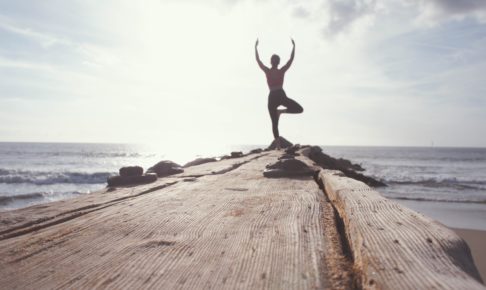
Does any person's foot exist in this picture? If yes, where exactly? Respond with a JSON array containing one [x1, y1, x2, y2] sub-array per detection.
[[277, 109, 286, 118]]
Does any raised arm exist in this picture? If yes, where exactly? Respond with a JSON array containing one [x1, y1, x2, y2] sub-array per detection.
[[281, 38, 295, 72], [255, 39, 268, 72]]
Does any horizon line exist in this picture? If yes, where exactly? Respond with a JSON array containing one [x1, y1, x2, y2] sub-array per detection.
[[0, 140, 485, 149]]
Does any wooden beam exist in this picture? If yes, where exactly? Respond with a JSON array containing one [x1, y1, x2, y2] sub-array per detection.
[[318, 169, 485, 290]]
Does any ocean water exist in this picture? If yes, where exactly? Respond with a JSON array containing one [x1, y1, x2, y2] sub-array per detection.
[[321, 146, 486, 204], [1, 143, 485, 218], [0, 142, 233, 211], [322, 146, 486, 230]]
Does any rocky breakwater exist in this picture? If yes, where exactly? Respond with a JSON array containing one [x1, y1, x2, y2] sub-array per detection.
[[106, 141, 384, 188], [146, 160, 184, 177], [107, 160, 186, 187], [183, 157, 217, 168], [302, 145, 386, 187], [267, 137, 385, 187], [107, 166, 157, 187], [107, 160, 188, 187]]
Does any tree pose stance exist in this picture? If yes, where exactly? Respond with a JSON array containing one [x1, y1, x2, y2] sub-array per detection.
[[255, 38, 303, 149]]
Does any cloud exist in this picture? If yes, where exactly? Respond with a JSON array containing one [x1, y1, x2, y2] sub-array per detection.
[[0, 17, 121, 71], [0, 20, 70, 48], [416, 0, 486, 24], [1, 0, 485, 146], [425, 0, 486, 15], [292, 6, 311, 18], [324, 0, 379, 35], [292, 0, 486, 37]]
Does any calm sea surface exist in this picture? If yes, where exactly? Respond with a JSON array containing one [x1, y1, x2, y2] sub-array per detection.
[[1, 143, 485, 214]]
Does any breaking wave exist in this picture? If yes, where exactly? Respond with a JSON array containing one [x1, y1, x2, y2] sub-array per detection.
[[383, 177, 486, 191], [0, 191, 85, 206], [0, 168, 114, 185], [389, 196, 486, 204]]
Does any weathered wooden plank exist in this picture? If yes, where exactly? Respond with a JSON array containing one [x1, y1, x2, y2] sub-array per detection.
[[0, 153, 266, 236], [318, 169, 485, 290], [178, 152, 267, 177], [0, 152, 334, 289]]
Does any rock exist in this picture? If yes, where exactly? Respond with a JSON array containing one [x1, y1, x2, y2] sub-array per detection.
[[249, 148, 263, 154], [220, 152, 244, 160], [278, 154, 296, 160], [183, 157, 217, 168], [284, 145, 300, 156], [231, 151, 243, 158], [147, 160, 184, 177], [337, 158, 364, 171], [267, 137, 293, 150], [119, 166, 143, 177], [263, 159, 315, 178], [340, 170, 386, 187], [304, 146, 363, 171], [107, 173, 157, 187], [303, 146, 386, 187], [266, 159, 310, 171]]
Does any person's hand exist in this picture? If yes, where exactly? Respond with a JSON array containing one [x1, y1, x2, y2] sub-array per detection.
[[255, 38, 259, 48], [291, 38, 295, 46]]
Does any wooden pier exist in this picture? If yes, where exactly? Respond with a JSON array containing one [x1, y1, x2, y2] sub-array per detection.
[[0, 149, 484, 289]]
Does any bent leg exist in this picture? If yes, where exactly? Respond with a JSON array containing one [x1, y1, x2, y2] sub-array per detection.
[[282, 97, 303, 114]]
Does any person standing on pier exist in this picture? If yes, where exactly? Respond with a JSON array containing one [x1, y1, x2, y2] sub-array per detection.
[[255, 38, 303, 149]]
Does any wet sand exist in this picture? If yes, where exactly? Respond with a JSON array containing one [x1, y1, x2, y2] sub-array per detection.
[[454, 228, 486, 283], [393, 199, 486, 231]]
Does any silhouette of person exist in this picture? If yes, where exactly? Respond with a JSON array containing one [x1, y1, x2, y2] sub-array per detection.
[[255, 38, 303, 149]]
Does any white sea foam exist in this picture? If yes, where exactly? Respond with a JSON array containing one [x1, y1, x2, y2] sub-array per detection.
[[0, 168, 114, 185]]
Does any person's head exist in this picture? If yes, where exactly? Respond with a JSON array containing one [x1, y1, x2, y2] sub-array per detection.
[[270, 54, 280, 68]]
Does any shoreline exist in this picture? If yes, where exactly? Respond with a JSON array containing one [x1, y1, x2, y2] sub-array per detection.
[[393, 199, 486, 231], [453, 228, 486, 283], [392, 199, 486, 282], [393, 199, 486, 282]]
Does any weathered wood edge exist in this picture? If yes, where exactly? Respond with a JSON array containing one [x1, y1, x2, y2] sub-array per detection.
[[0, 152, 269, 240], [317, 169, 485, 290]]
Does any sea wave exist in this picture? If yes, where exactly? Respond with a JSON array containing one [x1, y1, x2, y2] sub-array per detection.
[[0, 191, 84, 206], [0, 151, 152, 159], [0, 169, 114, 185], [390, 196, 486, 204], [383, 177, 486, 190]]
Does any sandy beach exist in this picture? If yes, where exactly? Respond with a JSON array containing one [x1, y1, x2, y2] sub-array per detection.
[[394, 199, 486, 283], [394, 199, 486, 231], [454, 228, 486, 283]]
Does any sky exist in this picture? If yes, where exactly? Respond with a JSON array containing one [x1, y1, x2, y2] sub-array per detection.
[[0, 0, 486, 149]]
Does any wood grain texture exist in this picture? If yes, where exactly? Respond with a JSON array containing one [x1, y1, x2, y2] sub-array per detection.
[[0, 153, 266, 236], [0, 152, 334, 289], [318, 169, 485, 290]]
